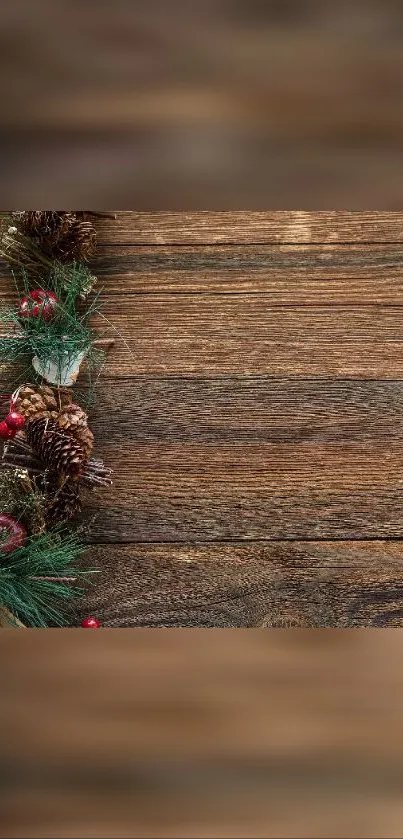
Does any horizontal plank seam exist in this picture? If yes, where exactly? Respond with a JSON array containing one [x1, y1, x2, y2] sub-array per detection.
[[77, 374, 403, 384], [85, 537, 403, 545], [5, 375, 403, 385], [94, 296, 403, 308], [92, 375, 403, 383], [94, 240, 403, 247], [94, 297, 403, 305]]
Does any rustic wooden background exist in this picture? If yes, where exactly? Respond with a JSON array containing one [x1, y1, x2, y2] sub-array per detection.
[[3, 211, 403, 626]]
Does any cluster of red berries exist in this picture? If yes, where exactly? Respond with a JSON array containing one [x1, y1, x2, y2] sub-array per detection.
[[18, 289, 58, 322], [0, 402, 25, 440]]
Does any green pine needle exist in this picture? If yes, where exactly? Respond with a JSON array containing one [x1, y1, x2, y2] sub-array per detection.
[[0, 218, 106, 628], [0, 218, 96, 294], [0, 529, 94, 627], [0, 264, 102, 375], [0, 470, 46, 534]]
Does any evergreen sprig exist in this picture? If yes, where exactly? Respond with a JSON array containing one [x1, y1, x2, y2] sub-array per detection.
[[0, 265, 102, 374], [0, 469, 46, 534], [0, 217, 97, 293], [0, 220, 54, 282], [0, 528, 93, 627], [0, 210, 110, 628]]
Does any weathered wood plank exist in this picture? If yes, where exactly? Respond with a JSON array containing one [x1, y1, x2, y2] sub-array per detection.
[[92, 242, 403, 299], [100, 341, 403, 377], [2, 375, 403, 540], [89, 242, 403, 299], [88, 301, 403, 377], [93, 212, 403, 245], [88, 377, 403, 445], [3, 210, 403, 629], [99, 299, 403, 339], [5, 298, 403, 378], [79, 440, 403, 541], [4, 242, 403, 300], [69, 541, 403, 627]]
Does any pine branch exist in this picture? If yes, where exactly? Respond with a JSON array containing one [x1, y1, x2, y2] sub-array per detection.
[[0, 469, 46, 534], [0, 529, 93, 627], [0, 263, 101, 375], [0, 220, 54, 282]]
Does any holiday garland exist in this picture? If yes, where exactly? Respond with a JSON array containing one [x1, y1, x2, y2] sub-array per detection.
[[0, 211, 114, 627]]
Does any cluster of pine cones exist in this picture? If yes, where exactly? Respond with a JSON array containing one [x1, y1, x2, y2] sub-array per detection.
[[10, 384, 96, 526], [13, 211, 97, 262]]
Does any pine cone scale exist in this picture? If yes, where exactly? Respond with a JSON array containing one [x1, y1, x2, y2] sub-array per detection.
[[14, 211, 97, 262], [57, 404, 94, 458], [15, 384, 72, 420], [26, 417, 86, 479], [45, 479, 82, 526]]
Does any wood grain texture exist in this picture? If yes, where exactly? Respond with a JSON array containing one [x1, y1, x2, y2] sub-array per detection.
[[69, 542, 403, 628], [2, 211, 403, 625], [91, 242, 403, 298], [90, 301, 403, 377], [87, 377, 403, 444], [4, 241, 403, 300], [82, 440, 403, 541], [93, 212, 403, 244]]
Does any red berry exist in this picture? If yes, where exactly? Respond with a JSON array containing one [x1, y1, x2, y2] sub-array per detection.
[[18, 294, 33, 318], [81, 617, 101, 628], [0, 514, 27, 554], [30, 289, 46, 302], [0, 421, 16, 439], [5, 411, 25, 430]]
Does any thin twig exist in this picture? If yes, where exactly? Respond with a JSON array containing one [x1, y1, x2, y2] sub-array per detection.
[[29, 575, 77, 583]]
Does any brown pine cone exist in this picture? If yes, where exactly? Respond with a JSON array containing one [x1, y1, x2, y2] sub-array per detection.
[[59, 217, 97, 262], [26, 417, 86, 479], [57, 404, 94, 459], [14, 384, 72, 420], [15, 385, 58, 420], [15, 211, 73, 246], [14, 211, 96, 262], [45, 479, 82, 526]]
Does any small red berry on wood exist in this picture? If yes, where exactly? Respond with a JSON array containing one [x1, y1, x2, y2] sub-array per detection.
[[0, 421, 16, 439], [0, 514, 27, 554], [4, 411, 25, 430], [81, 616, 101, 628]]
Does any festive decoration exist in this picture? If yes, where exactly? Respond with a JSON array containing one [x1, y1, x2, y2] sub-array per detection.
[[57, 404, 94, 458], [0, 212, 114, 292], [26, 417, 85, 479], [0, 528, 91, 627], [32, 348, 87, 387], [4, 412, 25, 430], [0, 210, 115, 627], [81, 616, 101, 628], [0, 471, 45, 533], [46, 480, 82, 527], [19, 289, 58, 321], [15, 211, 97, 262], [2, 433, 112, 488], [13, 384, 66, 420], [0, 514, 27, 554], [0, 421, 16, 440], [0, 262, 100, 384]]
